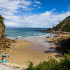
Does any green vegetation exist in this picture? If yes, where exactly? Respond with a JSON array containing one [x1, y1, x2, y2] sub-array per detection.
[[0, 15, 5, 28], [62, 23, 70, 32], [26, 37, 70, 70], [26, 16, 70, 70], [26, 54, 70, 70], [56, 38, 70, 54], [52, 16, 70, 32]]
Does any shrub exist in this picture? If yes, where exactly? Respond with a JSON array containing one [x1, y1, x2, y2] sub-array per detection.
[[56, 38, 70, 53], [26, 54, 70, 70], [0, 15, 5, 28], [26, 61, 36, 70]]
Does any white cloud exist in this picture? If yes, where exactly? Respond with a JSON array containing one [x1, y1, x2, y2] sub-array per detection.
[[4, 10, 70, 28], [0, 0, 70, 28], [0, 0, 33, 15], [5, 21, 19, 26], [21, 11, 70, 28], [33, 5, 41, 8], [34, 0, 41, 5], [0, 0, 41, 17], [0, 0, 20, 13]]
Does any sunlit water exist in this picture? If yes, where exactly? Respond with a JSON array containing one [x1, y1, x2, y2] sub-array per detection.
[[5, 28, 55, 39]]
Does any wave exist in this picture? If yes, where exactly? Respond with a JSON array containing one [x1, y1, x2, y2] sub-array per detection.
[[7, 33, 56, 39], [18, 36, 22, 37]]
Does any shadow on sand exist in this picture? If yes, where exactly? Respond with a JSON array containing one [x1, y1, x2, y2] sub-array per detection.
[[44, 41, 54, 43], [44, 47, 57, 53], [44, 47, 63, 58]]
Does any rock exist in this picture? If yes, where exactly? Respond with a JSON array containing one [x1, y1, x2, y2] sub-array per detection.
[[0, 15, 15, 51]]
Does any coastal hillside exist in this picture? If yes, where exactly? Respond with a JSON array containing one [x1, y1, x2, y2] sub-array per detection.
[[0, 15, 14, 51], [52, 16, 70, 32]]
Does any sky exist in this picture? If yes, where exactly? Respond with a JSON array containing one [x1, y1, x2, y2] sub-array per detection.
[[0, 0, 70, 28]]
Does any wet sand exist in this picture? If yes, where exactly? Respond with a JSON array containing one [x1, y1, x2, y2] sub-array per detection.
[[1, 37, 60, 68]]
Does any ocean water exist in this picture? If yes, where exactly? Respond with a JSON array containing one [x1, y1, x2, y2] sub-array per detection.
[[5, 28, 55, 39]]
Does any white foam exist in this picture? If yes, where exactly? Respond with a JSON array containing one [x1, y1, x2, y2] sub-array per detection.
[[18, 36, 22, 37]]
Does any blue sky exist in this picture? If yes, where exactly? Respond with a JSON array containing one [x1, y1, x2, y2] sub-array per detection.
[[31, 0, 70, 14], [0, 0, 70, 28]]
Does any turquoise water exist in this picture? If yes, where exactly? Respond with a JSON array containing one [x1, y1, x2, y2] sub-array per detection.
[[5, 28, 54, 38]]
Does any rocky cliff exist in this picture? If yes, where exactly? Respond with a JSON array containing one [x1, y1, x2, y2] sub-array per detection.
[[0, 15, 15, 51], [0, 23, 5, 38]]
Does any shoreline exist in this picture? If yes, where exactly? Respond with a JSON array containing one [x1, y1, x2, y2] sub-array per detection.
[[0, 34, 66, 69], [6, 33, 56, 40]]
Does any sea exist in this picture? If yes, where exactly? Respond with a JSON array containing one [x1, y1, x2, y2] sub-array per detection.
[[5, 28, 55, 39]]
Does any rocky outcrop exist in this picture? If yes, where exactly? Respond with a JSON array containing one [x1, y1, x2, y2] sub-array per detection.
[[42, 28, 54, 33], [0, 22, 5, 38], [0, 15, 15, 51]]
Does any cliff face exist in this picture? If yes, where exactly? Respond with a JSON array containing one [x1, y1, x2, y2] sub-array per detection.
[[0, 15, 15, 51], [52, 16, 70, 32], [0, 23, 5, 38], [0, 15, 5, 38]]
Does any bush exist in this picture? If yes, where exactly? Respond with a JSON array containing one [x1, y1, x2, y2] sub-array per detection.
[[56, 38, 70, 53], [0, 15, 5, 28], [26, 54, 70, 70], [26, 61, 36, 70]]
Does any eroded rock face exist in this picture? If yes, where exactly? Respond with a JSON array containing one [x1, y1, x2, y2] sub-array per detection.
[[0, 23, 5, 38], [0, 22, 15, 50]]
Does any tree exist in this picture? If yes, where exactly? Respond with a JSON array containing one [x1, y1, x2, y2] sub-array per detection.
[[0, 15, 5, 28]]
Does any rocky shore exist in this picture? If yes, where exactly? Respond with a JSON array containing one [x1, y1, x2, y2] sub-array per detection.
[[46, 33, 70, 54], [0, 37, 15, 51], [0, 15, 15, 52]]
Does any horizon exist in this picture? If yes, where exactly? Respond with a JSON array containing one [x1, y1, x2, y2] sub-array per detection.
[[0, 0, 70, 28], [6, 27, 49, 28]]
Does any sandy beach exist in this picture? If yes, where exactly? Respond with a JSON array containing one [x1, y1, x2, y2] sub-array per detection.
[[0, 36, 60, 69], [1, 33, 70, 69]]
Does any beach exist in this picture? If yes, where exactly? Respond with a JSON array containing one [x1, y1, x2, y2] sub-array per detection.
[[1, 33, 70, 69], [0, 28, 59, 69], [0, 36, 60, 69]]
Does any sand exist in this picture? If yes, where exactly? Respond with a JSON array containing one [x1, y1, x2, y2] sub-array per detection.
[[0, 63, 21, 70], [0, 37, 60, 69]]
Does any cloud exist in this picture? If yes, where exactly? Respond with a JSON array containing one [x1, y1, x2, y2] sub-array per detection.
[[20, 11, 70, 28], [33, 5, 41, 8], [0, 0, 41, 17], [0, 0, 70, 28], [34, 0, 41, 5], [4, 10, 70, 28], [0, 0, 33, 15]]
